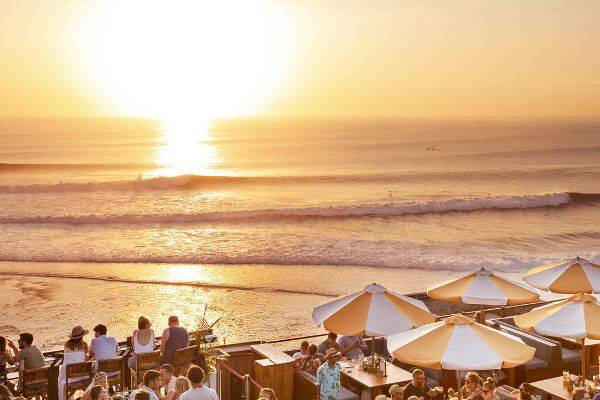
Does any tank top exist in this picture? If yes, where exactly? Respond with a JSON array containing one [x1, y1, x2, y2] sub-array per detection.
[[163, 326, 188, 364], [133, 330, 155, 354]]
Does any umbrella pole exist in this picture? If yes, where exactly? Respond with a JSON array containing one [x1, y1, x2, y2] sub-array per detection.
[[581, 338, 586, 379], [456, 370, 461, 398]]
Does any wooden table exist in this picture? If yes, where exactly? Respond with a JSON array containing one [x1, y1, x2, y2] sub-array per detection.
[[530, 375, 593, 400], [339, 361, 412, 400]]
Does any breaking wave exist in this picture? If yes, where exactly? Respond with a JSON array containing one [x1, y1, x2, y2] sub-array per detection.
[[0, 192, 596, 225]]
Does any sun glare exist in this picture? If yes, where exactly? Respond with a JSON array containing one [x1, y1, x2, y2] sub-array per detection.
[[76, 0, 293, 121]]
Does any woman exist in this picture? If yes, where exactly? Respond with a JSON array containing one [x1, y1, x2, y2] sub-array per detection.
[[480, 378, 500, 400], [299, 344, 321, 375], [173, 376, 191, 400], [258, 388, 276, 400], [128, 316, 154, 370], [80, 373, 109, 400], [59, 327, 90, 400], [0, 337, 18, 387], [461, 372, 483, 399]]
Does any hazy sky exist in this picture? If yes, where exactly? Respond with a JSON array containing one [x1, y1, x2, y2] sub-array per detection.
[[1, 0, 600, 118]]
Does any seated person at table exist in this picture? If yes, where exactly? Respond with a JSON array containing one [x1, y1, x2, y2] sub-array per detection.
[[317, 332, 341, 358], [298, 344, 321, 375], [81, 372, 109, 400], [159, 364, 176, 400], [89, 324, 117, 362], [90, 385, 109, 400], [129, 370, 162, 400], [173, 377, 191, 400], [389, 384, 404, 400], [573, 388, 591, 400], [337, 335, 367, 358], [0, 336, 18, 387], [160, 316, 189, 365], [59, 326, 90, 400], [402, 369, 443, 400], [17, 333, 46, 390], [461, 372, 483, 398], [129, 316, 155, 370], [481, 377, 500, 400], [292, 341, 309, 365]]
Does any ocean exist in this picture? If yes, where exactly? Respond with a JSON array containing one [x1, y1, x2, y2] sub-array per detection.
[[1, 117, 598, 350]]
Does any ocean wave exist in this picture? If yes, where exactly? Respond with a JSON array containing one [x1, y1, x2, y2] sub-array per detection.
[[0, 192, 595, 225], [0, 162, 151, 172]]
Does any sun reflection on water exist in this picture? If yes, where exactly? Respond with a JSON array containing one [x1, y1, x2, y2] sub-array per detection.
[[154, 119, 218, 177]]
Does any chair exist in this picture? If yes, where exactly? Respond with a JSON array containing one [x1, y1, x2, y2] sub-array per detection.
[[174, 345, 199, 376], [98, 357, 124, 391], [133, 350, 161, 386], [65, 361, 93, 400], [21, 366, 50, 400]]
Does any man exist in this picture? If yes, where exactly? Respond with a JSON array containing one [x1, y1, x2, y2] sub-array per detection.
[[17, 333, 46, 389], [402, 369, 443, 400], [316, 332, 341, 357], [160, 316, 189, 365], [179, 365, 219, 400], [90, 385, 109, 400], [292, 340, 309, 366], [316, 348, 341, 400], [88, 324, 118, 361], [337, 335, 367, 358], [159, 364, 176, 400], [389, 384, 404, 400], [129, 370, 162, 400]]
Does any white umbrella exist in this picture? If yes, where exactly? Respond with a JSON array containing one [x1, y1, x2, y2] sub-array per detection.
[[524, 257, 600, 294]]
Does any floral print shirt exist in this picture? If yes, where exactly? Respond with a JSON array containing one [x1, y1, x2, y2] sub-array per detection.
[[316, 361, 341, 400]]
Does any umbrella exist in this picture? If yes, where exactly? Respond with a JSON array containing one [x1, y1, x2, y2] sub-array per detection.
[[524, 257, 600, 294], [312, 283, 436, 337], [427, 267, 540, 306], [387, 314, 535, 391], [514, 293, 600, 377]]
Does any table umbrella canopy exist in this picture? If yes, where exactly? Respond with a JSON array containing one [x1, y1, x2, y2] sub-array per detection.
[[387, 314, 535, 370], [514, 293, 600, 340], [524, 257, 600, 294], [427, 268, 540, 306], [312, 283, 436, 337]]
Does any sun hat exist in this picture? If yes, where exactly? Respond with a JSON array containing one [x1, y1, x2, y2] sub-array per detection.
[[69, 326, 89, 339], [389, 384, 403, 396], [323, 348, 342, 360]]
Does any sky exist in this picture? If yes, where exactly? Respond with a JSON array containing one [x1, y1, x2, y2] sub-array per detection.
[[1, 0, 599, 118]]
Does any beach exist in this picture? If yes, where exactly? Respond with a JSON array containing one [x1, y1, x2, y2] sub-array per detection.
[[1, 117, 598, 351]]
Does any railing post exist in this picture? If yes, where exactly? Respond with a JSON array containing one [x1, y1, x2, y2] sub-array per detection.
[[244, 374, 251, 400]]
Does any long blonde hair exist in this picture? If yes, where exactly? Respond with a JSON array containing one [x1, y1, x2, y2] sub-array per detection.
[[175, 377, 191, 393]]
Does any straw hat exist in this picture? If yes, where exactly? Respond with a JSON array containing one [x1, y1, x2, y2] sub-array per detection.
[[69, 326, 89, 339], [323, 348, 341, 360]]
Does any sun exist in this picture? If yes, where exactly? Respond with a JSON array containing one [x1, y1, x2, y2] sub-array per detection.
[[76, 0, 293, 121]]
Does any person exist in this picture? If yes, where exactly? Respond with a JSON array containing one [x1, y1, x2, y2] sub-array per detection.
[[474, 311, 486, 325], [88, 324, 117, 362], [573, 388, 591, 400], [179, 365, 219, 400], [0, 337, 18, 391], [292, 341, 309, 366], [402, 369, 443, 400], [316, 348, 341, 400], [129, 317, 155, 370], [160, 316, 189, 365], [461, 372, 483, 398], [317, 333, 341, 358], [258, 388, 275, 400], [135, 392, 151, 400], [81, 372, 109, 400], [17, 333, 46, 390], [481, 377, 500, 400], [129, 370, 162, 400], [90, 385, 109, 400], [59, 326, 90, 400], [173, 377, 191, 400], [509, 382, 533, 400], [389, 384, 404, 400], [160, 364, 176, 400], [337, 335, 367, 359], [0, 385, 12, 400], [298, 344, 321, 375]]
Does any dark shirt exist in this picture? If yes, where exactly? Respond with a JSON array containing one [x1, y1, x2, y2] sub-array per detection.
[[403, 382, 432, 400], [316, 340, 341, 356], [162, 326, 189, 365]]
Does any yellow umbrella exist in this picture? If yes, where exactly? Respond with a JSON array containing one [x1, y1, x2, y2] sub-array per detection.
[[524, 257, 600, 294], [514, 293, 600, 377], [387, 314, 535, 391], [428, 268, 540, 306]]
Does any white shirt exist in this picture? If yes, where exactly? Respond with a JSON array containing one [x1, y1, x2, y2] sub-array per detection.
[[90, 335, 118, 361], [292, 351, 307, 360], [179, 387, 219, 400], [165, 375, 176, 394]]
